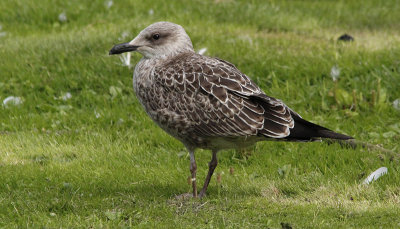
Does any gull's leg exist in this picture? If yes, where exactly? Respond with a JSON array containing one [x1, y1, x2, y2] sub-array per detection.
[[189, 149, 198, 198], [199, 150, 218, 198]]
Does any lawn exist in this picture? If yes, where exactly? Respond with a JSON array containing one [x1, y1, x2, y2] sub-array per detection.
[[1, 0, 400, 227]]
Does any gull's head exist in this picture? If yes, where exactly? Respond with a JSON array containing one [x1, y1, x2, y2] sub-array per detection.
[[109, 22, 194, 59]]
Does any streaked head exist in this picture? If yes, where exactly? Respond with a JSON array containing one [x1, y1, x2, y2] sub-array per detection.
[[109, 22, 194, 59]]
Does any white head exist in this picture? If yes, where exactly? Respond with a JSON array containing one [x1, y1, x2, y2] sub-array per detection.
[[109, 22, 194, 59]]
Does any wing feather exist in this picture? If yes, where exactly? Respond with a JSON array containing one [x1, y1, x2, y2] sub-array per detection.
[[154, 53, 294, 139]]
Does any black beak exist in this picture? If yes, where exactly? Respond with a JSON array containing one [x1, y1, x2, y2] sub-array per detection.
[[109, 42, 139, 55]]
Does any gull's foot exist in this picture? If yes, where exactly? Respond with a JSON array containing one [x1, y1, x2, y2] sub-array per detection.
[[198, 192, 206, 198]]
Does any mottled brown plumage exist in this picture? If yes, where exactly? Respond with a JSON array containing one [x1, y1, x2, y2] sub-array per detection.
[[110, 21, 352, 198], [136, 52, 299, 151]]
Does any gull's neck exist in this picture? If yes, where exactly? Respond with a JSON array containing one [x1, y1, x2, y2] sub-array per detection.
[[145, 48, 195, 61]]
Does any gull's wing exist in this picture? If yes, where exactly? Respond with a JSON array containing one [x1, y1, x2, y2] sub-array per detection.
[[153, 53, 294, 139]]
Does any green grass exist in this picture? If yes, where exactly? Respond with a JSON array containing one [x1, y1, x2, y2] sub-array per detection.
[[1, 0, 400, 227]]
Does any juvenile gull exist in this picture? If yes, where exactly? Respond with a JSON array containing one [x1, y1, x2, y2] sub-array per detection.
[[109, 22, 352, 198]]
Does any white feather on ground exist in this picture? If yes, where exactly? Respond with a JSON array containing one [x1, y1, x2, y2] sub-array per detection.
[[363, 167, 388, 184], [197, 48, 207, 55], [3, 96, 23, 107]]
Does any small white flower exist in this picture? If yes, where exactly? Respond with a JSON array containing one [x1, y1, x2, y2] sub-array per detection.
[[119, 52, 131, 68], [105, 0, 113, 9], [197, 48, 207, 55], [330, 65, 340, 81], [94, 110, 101, 119], [148, 9, 154, 15], [393, 99, 400, 111], [363, 167, 388, 184], [3, 96, 23, 107], [61, 92, 72, 101], [50, 212, 56, 217], [58, 12, 67, 22], [0, 25, 6, 37]]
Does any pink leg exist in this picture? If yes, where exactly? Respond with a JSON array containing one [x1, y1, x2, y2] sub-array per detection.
[[199, 150, 218, 198]]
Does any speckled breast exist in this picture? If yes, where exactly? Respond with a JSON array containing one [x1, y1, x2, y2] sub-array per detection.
[[133, 58, 204, 147]]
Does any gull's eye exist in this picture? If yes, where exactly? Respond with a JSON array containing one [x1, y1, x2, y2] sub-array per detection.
[[152, 33, 160, 40]]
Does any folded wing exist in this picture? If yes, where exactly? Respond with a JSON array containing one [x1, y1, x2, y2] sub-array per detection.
[[154, 53, 295, 139]]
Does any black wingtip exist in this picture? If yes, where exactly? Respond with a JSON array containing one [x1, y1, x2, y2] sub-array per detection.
[[318, 129, 353, 140], [286, 115, 353, 141]]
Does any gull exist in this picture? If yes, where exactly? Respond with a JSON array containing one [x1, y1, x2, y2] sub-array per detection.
[[109, 22, 353, 198]]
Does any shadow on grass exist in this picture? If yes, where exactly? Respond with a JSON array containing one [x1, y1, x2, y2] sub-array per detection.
[[78, 180, 263, 202]]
